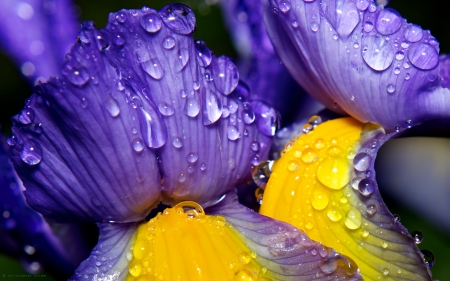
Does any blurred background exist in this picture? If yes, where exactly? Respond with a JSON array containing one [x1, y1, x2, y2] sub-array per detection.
[[0, 0, 449, 280]]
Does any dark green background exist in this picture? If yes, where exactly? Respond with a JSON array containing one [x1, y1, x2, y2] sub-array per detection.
[[0, 0, 449, 280]]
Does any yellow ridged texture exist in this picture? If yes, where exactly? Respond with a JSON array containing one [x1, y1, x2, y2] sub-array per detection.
[[126, 201, 269, 281], [260, 117, 424, 281]]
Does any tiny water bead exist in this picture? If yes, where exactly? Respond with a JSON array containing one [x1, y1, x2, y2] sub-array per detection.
[[126, 202, 265, 281]]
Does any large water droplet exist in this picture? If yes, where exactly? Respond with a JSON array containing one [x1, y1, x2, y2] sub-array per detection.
[[362, 35, 394, 71], [251, 160, 274, 187], [160, 4, 196, 34], [278, 0, 291, 13], [195, 40, 212, 67], [140, 12, 162, 33], [141, 58, 164, 80], [177, 48, 190, 71], [250, 101, 280, 137], [242, 109, 255, 124], [375, 8, 402, 35], [227, 125, 240, 141], [104, 96, 120, 117], [408, 43, 439, 70], [421, 250, 435, 267], [213, 56, 239, 96], [404, 24, 423, 42], [344, 209, 362, 230], [327, 208, 343, 222], [184, 98, 200, 117], [158, 102, 175, 116], [321, 0, 359, 38], [203, 90, 223, 125], [20, 139, 42, 165], [358, 178, 375, 196], [353, 152, 370, 171], [138, 106, 167, 148], [19, 108, 35, 124], [311, 189, 329, 210], [162, 35, 176, 49], [317, 157, 350, 190]]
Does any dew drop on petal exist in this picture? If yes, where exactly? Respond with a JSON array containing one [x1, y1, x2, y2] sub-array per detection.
[[195, 40, 212, 67], [158, 102, 175, 116], [177, 48, 190, 71], [364, 21, 374, 32], [421, 250, 435, 267], [19, 109, 35, 124], [140, 12, 162, 33], [213, 56, 239, 95], [20, 140, 42, 165], [375, 8, 402, 35], [356, 0, 370, 10], [141, 58, 164, 80], [412, 230, 424, 244], [242, 110, 255, 124], [132, 137, 145, 153], [362, 35, 394, 71], [386, 84, 396, 94], [186, 152, 198, 163], [162, 35, 176, 49], [408, 43, 439, 70], [278, 0, 291, 13], [366, 203, 377, 215], [404, 24, 423, 42], [353, 153, 370, 171], [227, 125, 240, 141], [203, 90, 223, 125], [104, 96, 120, 117], [184, 98, 200, 117], [358, 178, 375, 196], [327, 208, 343, 222], [250, 141, 260, 152], [172, 137, 183, 148], [316, 157, 350, 189], [311, 189, 329, 210], [160, 4, 196, 34], [344, 209, 362, 230]]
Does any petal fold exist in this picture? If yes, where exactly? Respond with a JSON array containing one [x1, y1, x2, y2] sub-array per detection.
[[263, 0, 450, 131], [259, 117, 432, 280], [0, 0, 78, 82], [9, 5, 273, 222]]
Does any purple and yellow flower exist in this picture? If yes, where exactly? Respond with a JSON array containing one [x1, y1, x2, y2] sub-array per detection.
[[0, 0, 448, 280]]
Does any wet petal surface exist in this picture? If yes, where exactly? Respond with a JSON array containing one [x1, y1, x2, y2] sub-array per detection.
[[263, 0, 450, 131], [259, 118, 432, 280], [9, 5, 273, 222]]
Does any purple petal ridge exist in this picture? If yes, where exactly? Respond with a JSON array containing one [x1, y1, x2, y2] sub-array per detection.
[[9, 5, 273, 222], [263, 0, 450, 131]]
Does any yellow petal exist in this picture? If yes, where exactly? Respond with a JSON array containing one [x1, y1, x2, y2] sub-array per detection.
[[126, 201, 266, 281], [260, 117, 431, 281]]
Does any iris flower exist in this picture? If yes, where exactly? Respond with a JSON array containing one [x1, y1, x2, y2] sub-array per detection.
[[0, 0, 448, 280]]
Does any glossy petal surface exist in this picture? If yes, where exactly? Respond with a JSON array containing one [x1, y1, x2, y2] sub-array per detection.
[[9, 6, 272, 222], [0, 0, 78, 82], [208, 192, 363, 280], [264, 0, 450, 131], [221, 0, 320, 123], [259, 118, 432, 280], [71, 222, 138, 281]]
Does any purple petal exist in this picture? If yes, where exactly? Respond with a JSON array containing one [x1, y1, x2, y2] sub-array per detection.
[[207, 192, 363, 280], [0, 0, 78, 83], [263, 0, 450, 131], [70, 222, 138, 281], [9, 5, 273, 222], [221, 0, 320, 123], [1, 132, 85, 277]]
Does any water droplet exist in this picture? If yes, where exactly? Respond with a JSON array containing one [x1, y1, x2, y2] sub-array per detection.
[[65, 68, 90, 86], [6, 135, 16, 146], [178, 172, 186, 183], [234, 269, 255, 280], [404, 24, 423, 42], [292, 21, 299, 28], [345, 209, 362, 230], [395, 50, 405, 60], [362, 35, 394, 71], [158, 102, 175, 116], [104, 96, 120, 117], [172, 137, 183, 148], [250, 101, 280, 137], [366, 203, 377, 215], [327, 208, 343, 222], [386, 84, 396, 94], [351, 177, 362, 190], [279, 0, 291, 13], [129, 263, 142, 277], [186, 152, 198, 163], [242, 110, 255, 124], [302, 123, 313, 134], [250, 141, 260, 152], [227, 125, 240, 140], [358, 178, 375, 196], [177, 48, 190, 71], [162, 35, 176, 49], [20, 140, 42, 165], [287, 160, 299, 172], [421, 250, 435, 267], [141, 58, 164, 79], [314, 138, 325, 149], [353, 153, 371, 171], [251, 161, 274, 187], [311, 23, 319, 32], [203, 90, 223, 125], [115, 12, 127, 23], [381, 241, 389, 248], [132, 137, 145, 152], [213, 56, 239, 96], [364, 21, 374, 32], [184, 98, 200, 117], [317, 157, 350, 189], [195, 40, 212, 67], [412, 230, 424, 244], [311, 189, 329, 210], [394, 67, 401, 74], [160, 4, 196, 34], [19, 108, 35, 124], [404, 73, 411, 80], [200, 163, 207, 171], [24, 245, 36, 255], [113, 34, 125, 46], [193, 81, 200, 90], [356, 0, 370, 10], [408, 43, 439, 70], [140, 12, 162, 33], [382, 268, 389, 275], [138, 106, 167, 148], [301, 147, 318, 163], [362, 229, 370, 238], [375, 8, 402, 35]]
